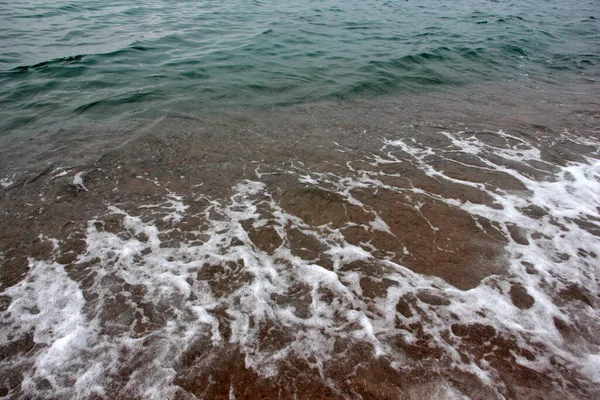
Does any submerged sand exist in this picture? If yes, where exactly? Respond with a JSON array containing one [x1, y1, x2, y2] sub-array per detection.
[[1, 81, 599, 399]]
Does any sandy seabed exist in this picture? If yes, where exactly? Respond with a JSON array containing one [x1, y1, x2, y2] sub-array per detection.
[[1, 80, 600, 399]]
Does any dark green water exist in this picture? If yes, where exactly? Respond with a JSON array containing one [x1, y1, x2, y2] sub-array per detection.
[[1, 0, 598, 135]]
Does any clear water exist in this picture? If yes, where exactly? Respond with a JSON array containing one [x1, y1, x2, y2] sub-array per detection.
[[1, 1, 600, 399]]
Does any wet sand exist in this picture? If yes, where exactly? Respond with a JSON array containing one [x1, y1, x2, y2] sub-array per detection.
[[1, 81, 600, 399]]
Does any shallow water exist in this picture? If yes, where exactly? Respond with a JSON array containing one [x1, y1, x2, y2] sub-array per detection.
[[1, 79, 600, 399], [1, 1, 600, 399]]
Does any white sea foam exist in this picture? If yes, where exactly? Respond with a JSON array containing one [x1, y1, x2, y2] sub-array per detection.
[[1, 129, 599, 398], [72, 171, 88, 191], [51, 168, 71, 180], [0, 174, 15, 189]]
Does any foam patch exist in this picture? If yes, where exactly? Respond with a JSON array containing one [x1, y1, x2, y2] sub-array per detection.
[[1, 128, 599, 399]]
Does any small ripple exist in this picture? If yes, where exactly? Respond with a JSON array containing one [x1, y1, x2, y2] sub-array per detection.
[[12, 55, 84, 73], [0, 0, 598, 134], [73, 90, 158, 114]]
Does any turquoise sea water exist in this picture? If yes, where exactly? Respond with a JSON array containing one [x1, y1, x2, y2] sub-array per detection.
[[1, 0, 598, 135]]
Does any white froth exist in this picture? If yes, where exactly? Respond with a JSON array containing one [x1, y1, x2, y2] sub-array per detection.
[[580, 354, 600, 384], [72, 171, 88, 191], [51, 168, 71, 180], [2, 260, 99, 398], [1, 174, 15, 189], [3, 128, 600, 398]]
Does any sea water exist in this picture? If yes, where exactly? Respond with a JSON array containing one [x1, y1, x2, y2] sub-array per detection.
[[1, 1, 599, 399]]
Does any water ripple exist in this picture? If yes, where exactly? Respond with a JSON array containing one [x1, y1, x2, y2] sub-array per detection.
[[0, 0, 598, 134]]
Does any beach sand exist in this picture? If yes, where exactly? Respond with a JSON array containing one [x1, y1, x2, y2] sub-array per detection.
[[1, 80, 599, 399]]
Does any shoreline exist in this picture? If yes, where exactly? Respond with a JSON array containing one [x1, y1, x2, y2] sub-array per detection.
[[2, 77, 598, 183], [1, 79, 600, 399]]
